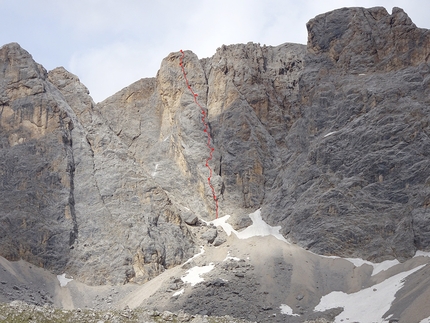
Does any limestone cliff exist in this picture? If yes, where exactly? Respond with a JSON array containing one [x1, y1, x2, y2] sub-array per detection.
[[0, 43, 77, 271], [0, 6, 429, 286], [0, 44, 195, 285], [265, 6, 430, 261]]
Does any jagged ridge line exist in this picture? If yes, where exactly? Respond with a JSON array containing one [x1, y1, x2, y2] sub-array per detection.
[[179, 50, 219, 219]]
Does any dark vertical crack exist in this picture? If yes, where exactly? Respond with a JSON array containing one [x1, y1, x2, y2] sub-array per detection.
[[68, 156, 78, 246], [219, 155, 222, 176], [59, 108, 79, 247], [67, 133, 78, 247]]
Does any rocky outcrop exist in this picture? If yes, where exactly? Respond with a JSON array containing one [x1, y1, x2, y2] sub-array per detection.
[[204, 42, 305, 213], [0, 44, 196, 285], [264, 6, 430, 261], [0, 302, 255, 323], [306, 7, 430, 72], [48, 66, 198, 286], [0, 43, 77, 271], [0, 6, 429, 286]]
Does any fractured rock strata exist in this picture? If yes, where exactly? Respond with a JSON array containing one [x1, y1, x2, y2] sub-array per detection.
[[0, 6, 429, 286]]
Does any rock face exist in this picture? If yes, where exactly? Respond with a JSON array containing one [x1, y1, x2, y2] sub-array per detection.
[[264, 6, 430, 261], [0, 6, 429, 286], [0, 44, 195, 285], [0, 43, 77, 271]]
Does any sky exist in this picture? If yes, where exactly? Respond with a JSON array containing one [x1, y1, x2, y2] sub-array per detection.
[[1, 1, 429, 103]]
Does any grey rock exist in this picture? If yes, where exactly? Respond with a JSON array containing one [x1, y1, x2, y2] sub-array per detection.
[[262, 6, 430, 261], [181, 211, 198, 226], [230, 216, 253, 231], [48, 66, 197, 285], [306, 7, 429, 73], [0, 43, 76, 274], [177, 311, 191, 322], [168, 283, 180, 291], [210, 278, 227, 287], [162, 310, 175, 320], [203, 42, 306, 215], [412, 208, 430, 249], [0, 44, 196, 285], [201, 229, 217, 244], [213, 236, 226, 247]]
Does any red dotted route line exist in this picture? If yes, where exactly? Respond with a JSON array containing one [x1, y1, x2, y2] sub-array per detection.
[[179, 49, 219, 219]]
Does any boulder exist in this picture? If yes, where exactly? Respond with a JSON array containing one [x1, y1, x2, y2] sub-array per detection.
[[201, 229, 218, 244]]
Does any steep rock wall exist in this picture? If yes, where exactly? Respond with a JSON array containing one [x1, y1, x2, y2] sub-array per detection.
[[0, 45, 196, 285], [0, 43, 77, 271], [264, 7, 430, 261], [0, 6, 429, 286]]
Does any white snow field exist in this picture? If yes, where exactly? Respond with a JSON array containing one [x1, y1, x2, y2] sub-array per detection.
[[280, 304, 299, 316], [323, 256, 401, 276], [181, 263, 215, 286], [184, 246, 205, 264], [415, 250, 430, 258], [314, 264, 427, 323], [56, 273, 73, 287], [172, 288, 184, 297], [209, 209, 288, 242], [223, 251, 241, 262]]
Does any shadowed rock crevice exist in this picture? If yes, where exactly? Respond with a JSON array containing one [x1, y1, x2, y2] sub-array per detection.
[[67, 140, 78, 247]]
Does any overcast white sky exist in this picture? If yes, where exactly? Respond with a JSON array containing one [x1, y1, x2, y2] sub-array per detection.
[[1, 0, 429, 102]]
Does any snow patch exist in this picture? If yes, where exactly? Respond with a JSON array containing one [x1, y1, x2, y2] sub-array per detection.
[[181, 263, 215, 286], [209, 215, 235, 236], [324, 131, 338, 138], [323, 256, 400, 276], [224, 251, 240, 262], [420, 316, 430, 323], [346, 257, 373, 268], [314, 264, 426, 323], [184, 246, 205, 265], [151, 164, 159, 177], [172, 288, 184, 297], [57, 273, 73, 287], [344, 257, 400, 276], [415, 250, 430, 258], [371, 259, 401, 276], [280, 304, 299, 316], [235, 209, 288, 242], [208, 209, 288, 243]]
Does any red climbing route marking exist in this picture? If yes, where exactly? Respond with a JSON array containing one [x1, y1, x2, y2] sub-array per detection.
[[179, 50, 219, 218]]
